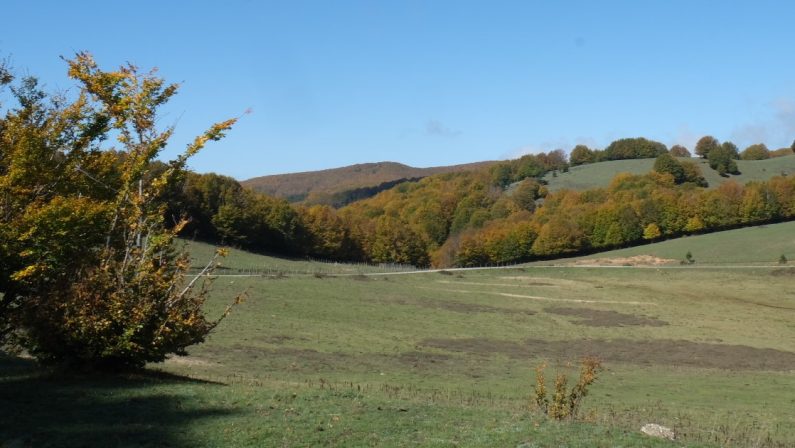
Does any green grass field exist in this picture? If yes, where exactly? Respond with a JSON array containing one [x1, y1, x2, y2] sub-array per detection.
[[565, 220, 795, 265], [3, 225, 795, 447], [544, 155, 795, 192]]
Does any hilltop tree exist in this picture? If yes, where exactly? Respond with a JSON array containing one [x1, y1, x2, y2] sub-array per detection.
[[741, 143, 770, 160], [569, 144, 595, 166], [604, 137, 667, 160], [0, 53, 238, 369], [669, 145, 691, 157], [695, 136, 720, 158]]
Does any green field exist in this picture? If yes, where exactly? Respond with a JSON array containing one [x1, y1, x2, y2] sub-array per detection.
[[3, 226, 795, 447], [566, 220, 795, 265], [544, 155, 795, 192]]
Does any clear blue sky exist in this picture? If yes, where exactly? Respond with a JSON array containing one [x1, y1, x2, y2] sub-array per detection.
[[2, 1, 795, 179]]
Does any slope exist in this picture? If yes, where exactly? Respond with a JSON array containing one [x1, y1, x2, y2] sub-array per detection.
[[241, 160, 497, 204], [544, 154, 795, 192]]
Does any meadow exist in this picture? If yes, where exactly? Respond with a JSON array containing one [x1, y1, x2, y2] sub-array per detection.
[[543, 154, 795, 192], [3, 225, 795, 447]]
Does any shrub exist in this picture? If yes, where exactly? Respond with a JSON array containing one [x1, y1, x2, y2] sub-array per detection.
[[533, 357, 601, 420]]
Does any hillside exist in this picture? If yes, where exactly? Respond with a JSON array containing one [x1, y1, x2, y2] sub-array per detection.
[[188, 220, 795, 271], [564, 220, 795, 265], [543, 154, 795, 192], [241, 160, 497, 204]]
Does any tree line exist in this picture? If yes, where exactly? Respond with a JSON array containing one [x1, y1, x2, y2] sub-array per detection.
[[162, 139, 795, 268]]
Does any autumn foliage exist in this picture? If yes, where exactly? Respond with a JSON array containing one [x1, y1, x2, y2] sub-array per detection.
[[0, 54, 237, 369]]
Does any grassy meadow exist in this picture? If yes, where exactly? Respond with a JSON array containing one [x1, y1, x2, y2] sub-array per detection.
[[3, 225, 795, 447], [543, 154, 795, 192]]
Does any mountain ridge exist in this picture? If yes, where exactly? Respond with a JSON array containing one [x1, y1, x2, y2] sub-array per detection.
[[241, 160, 498, 203]]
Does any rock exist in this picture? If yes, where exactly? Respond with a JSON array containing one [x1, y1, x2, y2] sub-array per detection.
[[641, 423, 675, 440]]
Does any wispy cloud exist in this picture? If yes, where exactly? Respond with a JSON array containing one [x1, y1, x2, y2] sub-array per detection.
[[773, 98, 795, 135], [728, 97, 795, 148], [425, 119, 461, 138]]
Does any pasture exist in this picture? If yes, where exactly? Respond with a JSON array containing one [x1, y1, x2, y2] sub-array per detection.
[[543, 155, 795, 192], [3, 226, 795, 447]]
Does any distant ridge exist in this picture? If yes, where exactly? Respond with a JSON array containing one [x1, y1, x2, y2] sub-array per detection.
[[241, 160, 498, 205]]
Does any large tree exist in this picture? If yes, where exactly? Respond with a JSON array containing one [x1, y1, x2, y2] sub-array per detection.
[[0, 53, 238, 369], [741, 143, 770, 160], [695, 136, 720, 158]]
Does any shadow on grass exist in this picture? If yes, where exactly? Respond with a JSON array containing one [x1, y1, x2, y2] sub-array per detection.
[[0, 353, 233, 447]]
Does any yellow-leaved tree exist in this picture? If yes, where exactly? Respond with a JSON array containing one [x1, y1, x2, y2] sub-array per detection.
[[0, 53, 238, 369]]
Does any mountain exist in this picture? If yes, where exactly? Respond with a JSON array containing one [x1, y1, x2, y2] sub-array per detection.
[[241, 160, 498, 206]]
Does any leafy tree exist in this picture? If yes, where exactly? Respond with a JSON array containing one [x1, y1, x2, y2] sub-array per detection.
[[489, 162, 513, 187], [708, 144, 740, 176], [569, 144, 595, 166], [643, 223, 661, 240], [695, 136, 720, 158], [653, 153, 686, 183], [680, 160, 708, 187], [0, 53, 238, 369], [515, 154, 546, 179], [511, 178, 541, 211], [669, 145, 691, 157], [741, 143, 770, 160], [604, 137, 667, 160]]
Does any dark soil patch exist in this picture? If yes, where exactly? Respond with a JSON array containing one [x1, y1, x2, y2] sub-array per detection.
[[389, 298, 535, 316], [545, 307, 668, 327], [418, 337, 795, 371], [205, 344, 461, 373], [261, 335, 294, 344], [395, 351, 453, 370]]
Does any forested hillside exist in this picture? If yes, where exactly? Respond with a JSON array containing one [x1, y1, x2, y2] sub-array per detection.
[[166, 139, 795, 268], [241, 160, 496, 206]]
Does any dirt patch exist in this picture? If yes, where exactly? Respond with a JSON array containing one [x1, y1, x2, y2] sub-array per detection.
[[395, 351, 453, 369], [261, 335, 294, 344], [573, 255, 678, 266], [204, 344, 462, 374], [545, 307, 668, 327], [418, 337, 795, 371], [388, 297, 535, 316], [164, 355, 218, 367]]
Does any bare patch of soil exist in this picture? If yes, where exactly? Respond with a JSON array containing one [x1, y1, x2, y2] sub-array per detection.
[[395, 351, 453, 370], [389, 297, 535, 316], [498, 277, 555, 286], [419, 337, 795, 371], [205, 344, 461, 373], [164, 355, 219, 367], [261, 335, 294, 344], [573, 255, 678, 266], [545, 307, 668, 327]]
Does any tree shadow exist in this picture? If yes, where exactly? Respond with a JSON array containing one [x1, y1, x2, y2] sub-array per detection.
[[0, 353, 234, 447]]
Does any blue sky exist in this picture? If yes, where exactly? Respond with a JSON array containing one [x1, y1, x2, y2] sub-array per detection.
[[2, 1, 795, 179]]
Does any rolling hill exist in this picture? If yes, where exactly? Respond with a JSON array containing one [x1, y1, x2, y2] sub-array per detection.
[[241, 160, 497, 205], [543, 154, 795, 192]]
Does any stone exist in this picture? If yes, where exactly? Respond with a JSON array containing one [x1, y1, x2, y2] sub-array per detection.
[[641, 423, 675, 440]]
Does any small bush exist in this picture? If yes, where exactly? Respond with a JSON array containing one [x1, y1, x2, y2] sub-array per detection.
[[685, 251, 695, 264], [533, 357, 601, 420]]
